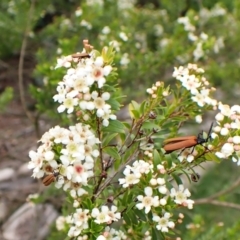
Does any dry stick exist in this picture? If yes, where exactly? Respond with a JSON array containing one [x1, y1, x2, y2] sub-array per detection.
[[195, 200, 240, 210], [18, 0, 40, 138], [17, 3, 44, 238], [194, 177, 240, 210]]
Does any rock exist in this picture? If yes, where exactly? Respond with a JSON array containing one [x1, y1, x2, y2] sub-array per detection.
[[2, 202, 59, 240], [0, 168, 15, 182], [17, 163, 31, 176], [0, 200, 8, 222]]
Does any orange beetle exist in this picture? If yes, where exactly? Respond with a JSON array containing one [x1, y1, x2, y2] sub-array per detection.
[[42, 171, 60, 186], [72, 52, 90, 59], [163, 123, 213, 154]]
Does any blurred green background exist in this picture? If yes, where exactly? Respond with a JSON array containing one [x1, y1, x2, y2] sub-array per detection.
[[1, 0, 240, 239]]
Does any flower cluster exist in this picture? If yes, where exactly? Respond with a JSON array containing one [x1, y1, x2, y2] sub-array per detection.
[[152, 212, 175, 232], [53, 48, 116, 126], [213, 103, 240, 165], [177, 15, 224, 61], [119, 159, 194, 233], [146, 81, 169, 98], [28, 123, 100, 197], [118, 160, 153, 188], [56, 206, 121, 238], [170, 184, 194, 209], [96, 226, 127, 240], [173, 64, 218, 108]]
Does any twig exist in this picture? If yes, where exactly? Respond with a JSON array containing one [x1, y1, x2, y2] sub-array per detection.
[[197, 176, 240, 201], [18, 0, 36, 130], [194, 199, 240, 210], [194, 177, 240, 210]]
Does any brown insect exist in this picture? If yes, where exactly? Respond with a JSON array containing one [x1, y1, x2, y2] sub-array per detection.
[[163, 123, 213, 154], [72, 52, 90, 59], [42, 171, 60, 186], [191, 173, 200, 182]]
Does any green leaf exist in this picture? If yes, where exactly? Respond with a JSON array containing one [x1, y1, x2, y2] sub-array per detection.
[[171, 173, 183, 185], [181, 169, 191, 183], [139, 100, 148, 115], [152, 227, 165, 240], [123, 212, 132, 225], [141, 121, 161, 130], [128, 210, 138, 225], [205, 152, 221, 163], [131, 109, 141, 119], [153, 149, 161, 166], [126, 202, 136, 213], [134, 208, 147, 221], [102, 133, 118, 147], [102, 120, 126, 134], [103, 146, 121, 160], [128, 101, 140, 119], [0, 87, 13, 112]]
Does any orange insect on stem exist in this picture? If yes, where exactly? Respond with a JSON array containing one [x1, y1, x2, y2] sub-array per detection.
[[72, 53, 90, 59], [163, 138, 198, 154], [42, 172, 59, 186], [163, 122, 214, 154], [163, 136, 197, 145]]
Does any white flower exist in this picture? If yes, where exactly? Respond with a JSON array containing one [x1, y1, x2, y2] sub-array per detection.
[[61, 141, 85, 159], [120, 53, 130, 66], [57, 96, 78, 113], [119, 32, 128, 41], [55, 56, 72, 69], [231, 119, 240, 129], [95, 57, 104, 67], [215, 112, 224, 121], [102, 26, 111, 34], [220, 127, 229, 136], [72, 208, 89, 228], [191, 93, 205, 107], [75, 8, 82, 17], [215, 143, 234, 158], [67, 161, 93, 184], [195, 115, 202, 123], [118, 167, 140, 188], [233, 136, 240, 144], [103, 65, 112, 76], [157, 178, 167, 194], [136, 187, 159, 214], [53, 83, 67, 103], [56, 216, 67, 231], [153, 212, 175, 232], [131, 160, 153, 175], [91, 206, 112, 224], [170, 185, 194, 209], [44, 150, 55, 161], [107, 205, 121, 222]]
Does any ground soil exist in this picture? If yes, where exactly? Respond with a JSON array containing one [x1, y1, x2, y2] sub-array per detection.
[[0, 55, 54, 237]]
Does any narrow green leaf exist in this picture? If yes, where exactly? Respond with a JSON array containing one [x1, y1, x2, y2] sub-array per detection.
[[102, 120, 126, 134], [131, 109, 141, 119], [181, 169, 191, 183], [152, 227, 165, 240], [171, 173, 183, 185], [123, 212, 131, 225], [134, 209, 147, 221], [205, 152, 221, 163], [103, 146, 121, 160], [141, 121, 161, 130], [153, 149, 161, 166], [102, 133, 118, 147]]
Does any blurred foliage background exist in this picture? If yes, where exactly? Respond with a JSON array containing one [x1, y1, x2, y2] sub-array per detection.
[[1, 0, 240, 239]]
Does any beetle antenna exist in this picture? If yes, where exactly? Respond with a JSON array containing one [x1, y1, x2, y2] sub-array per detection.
[[206, 122, 214, 141]]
